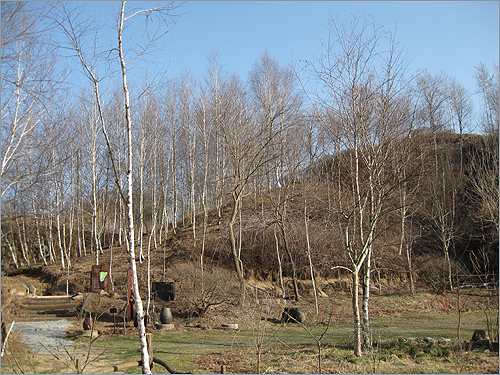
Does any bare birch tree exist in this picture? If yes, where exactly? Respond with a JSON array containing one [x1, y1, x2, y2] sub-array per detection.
[[1, 2, 60, 199], [217, 71, 284, 306], [473, 62, 499, 136], [116, 2, 176, 372], [311, 14, 413, 356], [446, 77, 473, 172], [249, 51, 304, 301], [56, 2, 177, 372]]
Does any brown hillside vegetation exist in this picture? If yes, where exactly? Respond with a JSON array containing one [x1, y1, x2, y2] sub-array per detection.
[[1, 132, 498, 295]]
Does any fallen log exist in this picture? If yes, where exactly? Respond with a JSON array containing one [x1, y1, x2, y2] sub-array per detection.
[[152, 357, 193, 374], [107, 357, 191, 373]]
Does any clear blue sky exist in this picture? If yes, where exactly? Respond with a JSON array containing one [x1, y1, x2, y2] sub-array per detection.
[[66, 1, 499, 127]]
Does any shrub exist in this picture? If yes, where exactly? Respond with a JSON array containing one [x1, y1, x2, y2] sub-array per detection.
[[416, 255, 461, 293], [170, 263, 237, 317]]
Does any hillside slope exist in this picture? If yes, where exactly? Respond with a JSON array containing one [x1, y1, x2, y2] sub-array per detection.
[[2, 132, 498, 299]]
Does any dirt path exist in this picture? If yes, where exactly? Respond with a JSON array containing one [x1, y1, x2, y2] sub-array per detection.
[[10, 319, 77, 354], [4, 318, 127, 374]]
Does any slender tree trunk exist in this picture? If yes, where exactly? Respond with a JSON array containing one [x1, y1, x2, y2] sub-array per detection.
[[56, 211, 66, 270], [189, 125, 196, 241], [16, 217, 30, 266], [118, 192, 124, 246], [91, 142, 101, 265], [146, 138, 159, 317], [21, 218, 31, 264], [47, 215, 56, 264], [200, 112, 209, 289], [118, 2, 150, 372], [352, 267, 362, 357], [67, 208, 73, 266], [139, 181, 144, 262], [54, 168, 66, 270], [279, 221, 300, 301], [5, 235, 19, 269], [32, 195, 48, 265], [229, 192, 245, 307], [171, 134, 178, 235], [215, 131, 224, 225], [109, 192, 120, 291], [274, 225, 285, 298], [139, 144, 145, 262], [304, 198, 318, 314], [406, 242, 415, 294], [79, 179, 86, 257], [362, 245, 372, 349]]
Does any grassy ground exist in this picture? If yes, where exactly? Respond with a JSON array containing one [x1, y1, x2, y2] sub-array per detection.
[[2, 290, 498, 374], [82, 298, 499, 374]]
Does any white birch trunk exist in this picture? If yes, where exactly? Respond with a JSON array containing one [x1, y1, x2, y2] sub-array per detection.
[[118, 2, 150, 372]]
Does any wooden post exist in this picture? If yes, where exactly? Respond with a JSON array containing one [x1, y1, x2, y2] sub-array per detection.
[[110, 307, 117, 334], [123, 308, 127, 335]]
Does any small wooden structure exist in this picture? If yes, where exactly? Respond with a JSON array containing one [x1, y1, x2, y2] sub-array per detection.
[[152, 282, 176, 301], [91, 264, 110, 292]]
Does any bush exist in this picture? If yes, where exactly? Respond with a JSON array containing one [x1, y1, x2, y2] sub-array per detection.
[[170, 263, 237, 317], [381, 340, 452, 360], [416, 255, 461, 293]]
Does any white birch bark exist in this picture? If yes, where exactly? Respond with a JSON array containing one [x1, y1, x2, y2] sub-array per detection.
[[118, 2, 150, 371]]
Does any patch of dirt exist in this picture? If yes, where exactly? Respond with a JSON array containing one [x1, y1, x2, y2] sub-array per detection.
[[191, 343, 500, 374], [192, 348, 255, 374]]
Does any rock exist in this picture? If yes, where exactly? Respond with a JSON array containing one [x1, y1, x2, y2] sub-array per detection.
[[471, 339, 490, 351], [317, 289, 328, 298], [398, 337, 406, 342], [491, 341, 499, 352], [157, 323, 174, 330], [471, 329, 486, 341], [423, 337, 435, 343], [221, 323, 239, 330], [282, 307, 306, 323], [438, 338, 451, 343]]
